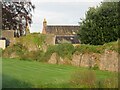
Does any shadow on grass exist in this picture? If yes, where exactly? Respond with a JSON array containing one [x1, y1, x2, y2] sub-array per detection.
[[2, 74, 33, 88]]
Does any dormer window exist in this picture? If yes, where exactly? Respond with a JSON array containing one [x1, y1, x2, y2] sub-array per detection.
[[73, 31, 76, 34]]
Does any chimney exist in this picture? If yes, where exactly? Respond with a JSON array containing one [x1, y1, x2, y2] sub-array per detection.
[[42, 18, 47, 34]]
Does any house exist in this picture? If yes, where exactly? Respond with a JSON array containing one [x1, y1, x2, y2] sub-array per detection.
[[42, 18, 80, 44]]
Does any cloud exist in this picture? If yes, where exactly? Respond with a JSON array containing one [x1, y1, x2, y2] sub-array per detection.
[[32, 0, 103, 3], [30, 1, 102, 33]]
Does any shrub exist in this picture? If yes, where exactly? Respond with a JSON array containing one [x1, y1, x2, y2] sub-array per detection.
[[33, 34, 46, 49], [44, 43, 74, 61], [56, 43, 74, 60], [13, 43, 27, 56], [20, 50, 45, 61], [70, 70, 96, 88], [43, 45, 57, 62], [17, 33, 46, 50], [2, 43, 28, 58]]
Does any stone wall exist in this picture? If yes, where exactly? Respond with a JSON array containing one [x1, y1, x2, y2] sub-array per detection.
[[48, 53, 71, 65], [2, 30, 14, 40], [99, 50, 118, 72], [48, 50, 119, 72], [2, 30, 15, 46], [72, 50, 118, 72]]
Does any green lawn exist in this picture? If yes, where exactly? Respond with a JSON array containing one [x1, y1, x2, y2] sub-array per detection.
[[2, 58, 117, 88]]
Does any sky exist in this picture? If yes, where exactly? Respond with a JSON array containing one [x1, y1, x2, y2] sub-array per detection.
[[30, 0, 103, 33]]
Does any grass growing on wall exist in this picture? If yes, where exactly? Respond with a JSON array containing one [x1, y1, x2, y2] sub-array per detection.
[[2, 33, 118, 62], [74, 40, 118, 54], [16, 33, 46, 50]]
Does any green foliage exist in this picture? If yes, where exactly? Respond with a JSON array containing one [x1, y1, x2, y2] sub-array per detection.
[[92, 64, 99, 70], [78, 2, 119, 45], [17, 33, 46, 50], [13, 43, 27, 56], [75, 44, 103, 53], [21, 50, 44, 61], [43, 45, 57, 61], [75, 40, 118, 54], [44, 43, 74, 61], [32, 34, 46, 49], [2, 43, 28, 58], [56, 43, 74, 60]]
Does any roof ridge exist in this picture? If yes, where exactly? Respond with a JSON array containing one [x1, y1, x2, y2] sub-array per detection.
[[47, 25, 79, 26]]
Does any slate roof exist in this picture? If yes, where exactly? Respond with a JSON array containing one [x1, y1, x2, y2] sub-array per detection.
[[46, 25, 79, 35]]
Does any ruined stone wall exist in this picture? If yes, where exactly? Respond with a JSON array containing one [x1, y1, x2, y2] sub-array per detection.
[[72, 50, 118, 72], [2, 30, 14, 40], [48, 50, 119, 72]]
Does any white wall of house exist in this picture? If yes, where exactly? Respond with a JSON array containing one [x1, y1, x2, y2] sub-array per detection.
[[0, 40, 6, 50]]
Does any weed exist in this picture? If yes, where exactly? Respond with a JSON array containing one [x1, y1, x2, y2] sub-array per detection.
[[70, 70, 96, 88]]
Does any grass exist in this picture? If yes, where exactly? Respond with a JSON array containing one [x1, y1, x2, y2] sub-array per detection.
[[2, 58, 118, 88], [75, 40, 118, 54]]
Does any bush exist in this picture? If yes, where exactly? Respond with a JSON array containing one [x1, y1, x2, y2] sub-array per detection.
[[56, 43, 74, 60], [2, 43, 28, 58], [43, 45, 57, 62], [13, 43, 27, 56], [17, 33, 46, 50], [44, 43, 74, 61], [70, 70, 96, 88], [21, 50, 45, 61]]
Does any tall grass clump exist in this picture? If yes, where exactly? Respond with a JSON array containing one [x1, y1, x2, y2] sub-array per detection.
[[102, 77, 118, 88], [70, 70, 96, 88], [70, 70, 118, 88]]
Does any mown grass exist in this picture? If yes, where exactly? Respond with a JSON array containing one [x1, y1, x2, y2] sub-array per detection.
[[2, 58, 118, 88]]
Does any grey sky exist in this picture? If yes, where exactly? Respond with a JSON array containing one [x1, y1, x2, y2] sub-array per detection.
[[30, 1, 103, 33]]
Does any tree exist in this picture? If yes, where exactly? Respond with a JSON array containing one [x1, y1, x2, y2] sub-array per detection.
[[2, 0, 35, 36], [78, 2, 119, 45]]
